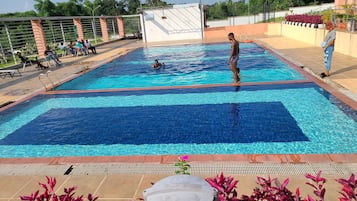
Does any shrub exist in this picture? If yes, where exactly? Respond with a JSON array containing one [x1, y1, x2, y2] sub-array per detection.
[[336, 173, 357, 201], [205, 171, 331, 201], [305, 170, 326, 201], [241, 176, 299, 201], [171, 158, 353, 201], [285, 14, 323, 24], [20, 176, 98, 201], [205, 172, 239, 201]]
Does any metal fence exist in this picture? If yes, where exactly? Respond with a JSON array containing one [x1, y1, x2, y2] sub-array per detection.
[[42, 19, 77, 49], [82, 18, 103, 45], [0, 20, 35, 65], [107, 18, 120, 41], [123, 16, 141, 36], [333, 7, 357, 32], [0, 15, 140, 67]]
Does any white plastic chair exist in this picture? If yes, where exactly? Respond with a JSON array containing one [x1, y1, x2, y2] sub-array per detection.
[[61, 49, 67, 57], [22, 60, 32, 72]]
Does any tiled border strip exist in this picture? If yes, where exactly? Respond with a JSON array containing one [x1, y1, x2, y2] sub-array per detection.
[[1, 154, 357, 165], [46, 80, 312, 95], [1, 162, 357, 176]]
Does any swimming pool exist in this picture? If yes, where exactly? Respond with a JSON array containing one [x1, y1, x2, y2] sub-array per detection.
[[1, 83, 357, 158], [55, 43, 305, 90], [1, 42, 356, 158]]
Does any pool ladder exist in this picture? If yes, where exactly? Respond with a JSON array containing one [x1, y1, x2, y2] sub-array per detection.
[[239, 33, 249, 40], [38, 70, 59, 91]]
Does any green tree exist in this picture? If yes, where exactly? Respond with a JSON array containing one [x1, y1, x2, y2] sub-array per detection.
[[55, 0, 85, 16], [249, 0, 264, 15], [83, 0, 94, 16], [207, 2, 227, 20], [92, 0, 123, 16], [128, 0, 141, 14], [145, 0, 155, 6], [144, 0, 166, 7], [234, 1, 248, 16], [0, 11, 38, 18], [89, 0, 122, 16], [34, 0, 57, 16], [226, 0, 234, 17], [117, 1, 128, 15]]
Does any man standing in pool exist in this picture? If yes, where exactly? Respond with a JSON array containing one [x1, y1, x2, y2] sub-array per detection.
[[152, 59, 165, 69], [227, 32, 240, 83]]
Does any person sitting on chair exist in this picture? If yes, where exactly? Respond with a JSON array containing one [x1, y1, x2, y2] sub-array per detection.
[[16, 51, 48, 69], [84, 39, 97, 54], [152, 59, 164, 69], [58, 42, 69, 56], [75, 41, 88, 55], [67, 41, 77, 56], [44, 46, 61, 66]]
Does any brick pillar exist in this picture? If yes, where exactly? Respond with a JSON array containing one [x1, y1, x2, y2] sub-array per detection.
[[335, 0, 356, 7], [73, 18, 84, 41], [117, 17, 125, 38], [31, 19, 47, 57], [335, 0, 356, 13], [100, 17, 109, 42], [335, 0, 344, 10]]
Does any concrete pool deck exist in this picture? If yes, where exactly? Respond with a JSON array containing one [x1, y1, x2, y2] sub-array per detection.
[[0, 36, 357, 200]]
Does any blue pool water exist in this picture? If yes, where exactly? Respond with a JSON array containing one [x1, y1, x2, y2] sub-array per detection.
[[1, 83, 357, 157], [55, 43, 305, 90]]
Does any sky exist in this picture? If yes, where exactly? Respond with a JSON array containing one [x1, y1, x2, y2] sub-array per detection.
[[0, 0, 224, 14]]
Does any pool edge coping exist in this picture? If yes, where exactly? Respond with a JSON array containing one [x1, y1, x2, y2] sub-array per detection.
[[0, 154, 356, 165]]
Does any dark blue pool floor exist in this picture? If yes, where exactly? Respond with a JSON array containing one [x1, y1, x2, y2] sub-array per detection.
[[0, 102, 307, 145]]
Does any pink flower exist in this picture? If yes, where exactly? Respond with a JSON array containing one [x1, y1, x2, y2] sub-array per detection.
[[180, 155, 189, 161]]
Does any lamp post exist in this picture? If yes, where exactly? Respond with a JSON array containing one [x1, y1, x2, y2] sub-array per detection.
[[248, 0, 250, 24], [85, 5, 101, 44]]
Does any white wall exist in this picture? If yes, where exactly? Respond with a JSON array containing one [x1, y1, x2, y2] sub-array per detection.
[[141, 3, 203, 43], [266, 23, 357, 58], [207, 3, 335, 27]]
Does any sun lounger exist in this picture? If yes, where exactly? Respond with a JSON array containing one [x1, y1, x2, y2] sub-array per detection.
[[0, 69, 22, 79]]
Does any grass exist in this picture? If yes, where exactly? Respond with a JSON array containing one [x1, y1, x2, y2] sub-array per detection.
[[0, 61, 18, 69]]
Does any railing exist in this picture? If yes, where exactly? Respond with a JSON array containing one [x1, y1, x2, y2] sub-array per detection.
[[0, 15, 140, 68], [332, 6, 357, 32], [38, 70, 60, 91]]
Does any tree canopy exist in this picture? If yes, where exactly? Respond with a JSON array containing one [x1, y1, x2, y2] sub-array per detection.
[[206, 0, 334, 20], [0, 0, 334, 19]]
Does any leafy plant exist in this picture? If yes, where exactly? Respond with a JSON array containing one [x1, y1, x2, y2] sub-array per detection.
[[336, 173, 357, 201], [20, 42, 37, 56], [174, 155, 191, 175], [342, 4, 355, 16], [321, 9, 334, 23], [239, 176, 299, 201], [20, 176, 98, 201], [304, 170, 326, 201], [285, 14, 323, 24], [206, 172, 239, 201], [205, 171, 330, 201]]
